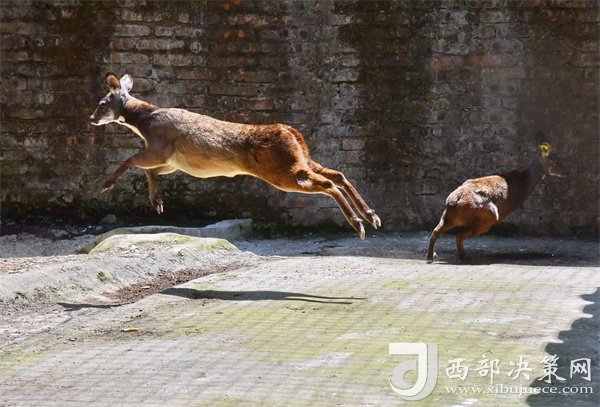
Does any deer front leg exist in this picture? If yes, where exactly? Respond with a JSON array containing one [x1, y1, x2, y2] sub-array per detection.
[[146, 165, 177, 214], [294, 169, 366, 239], [101, 150, 169, 193], [311, 164, 381, 229]]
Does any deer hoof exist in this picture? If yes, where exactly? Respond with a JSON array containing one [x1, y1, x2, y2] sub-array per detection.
[[151, 197, 164, 214], [426, 252, 438, 264], [372, 213, 381, 229], [366, 210, 381, 229], [352, 218, 365, 240], [101, 181, 115, 193]]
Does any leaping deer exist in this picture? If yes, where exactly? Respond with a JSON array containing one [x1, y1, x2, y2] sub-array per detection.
[[90, 73, 381, 239]]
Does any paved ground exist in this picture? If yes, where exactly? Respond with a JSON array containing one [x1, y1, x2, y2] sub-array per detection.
[[0, 232, 598, 406]]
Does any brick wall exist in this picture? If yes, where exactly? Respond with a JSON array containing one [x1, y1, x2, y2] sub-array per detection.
[[1, 0, 598, 235]]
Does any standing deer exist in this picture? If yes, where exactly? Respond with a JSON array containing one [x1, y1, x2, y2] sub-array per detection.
[[426, 141, 566, 262], [90, 73, 381, 239]]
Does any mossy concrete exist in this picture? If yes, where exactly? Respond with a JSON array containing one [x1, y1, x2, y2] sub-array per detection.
[[153, 259, 591, 406], [0, 235, 597, 406]]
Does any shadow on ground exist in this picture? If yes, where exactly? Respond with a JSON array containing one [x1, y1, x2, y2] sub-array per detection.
[[436, 251, 586, 266], [58, 302, 122, 311], [161, 288, 365, 304], [57, 289, 365, 309], [526, 288, 600, 406], [239, 234, 599, 267]]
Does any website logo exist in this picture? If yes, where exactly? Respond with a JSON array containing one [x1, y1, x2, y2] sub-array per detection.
[[389, 342, 438, 400]]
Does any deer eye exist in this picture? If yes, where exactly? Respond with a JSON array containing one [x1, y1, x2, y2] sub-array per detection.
[[100, 101, 107, 109]]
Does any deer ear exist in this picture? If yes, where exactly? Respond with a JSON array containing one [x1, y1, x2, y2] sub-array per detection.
[[106, 73, 121, 96], [539, 142, 551, 155], [120, 74, 133, 94]]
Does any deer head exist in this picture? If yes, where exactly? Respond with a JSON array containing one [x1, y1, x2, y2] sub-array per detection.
[[538, 142, 568, 178], [89, 73, 133, 126]]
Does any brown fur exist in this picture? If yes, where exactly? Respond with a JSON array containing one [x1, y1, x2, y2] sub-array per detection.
[[426, 142, 565, 262], [90, 73, 380, 238]]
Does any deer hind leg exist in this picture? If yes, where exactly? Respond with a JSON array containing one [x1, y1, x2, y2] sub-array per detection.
[[146, 165, 177, 214], [310, 163, 381, 229], [456, 228, 476, 262], [455, 217, 494, 262], [426, 209, 455, 263], [293, 169, 366, 239]]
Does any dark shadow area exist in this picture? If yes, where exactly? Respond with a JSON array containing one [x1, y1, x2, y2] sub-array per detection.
[[433, 251, 596, 267], [161, 288, 365, 305], [431, 251, 553, 266], [238, 234, 599, 268], [166, 232, 584, 269], [481, 251, 558, 262], [58, 302, 123, 311], [55, 289, 365, 311], [526, 288, 600, 406], [474, 252, 593, 266]]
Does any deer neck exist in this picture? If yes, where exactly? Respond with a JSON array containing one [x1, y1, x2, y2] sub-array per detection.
[[117, 95, 156, 140], [522, 155, 547, 197]]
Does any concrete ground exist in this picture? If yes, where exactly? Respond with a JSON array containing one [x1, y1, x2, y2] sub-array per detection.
[[0, 231, 598, 406]]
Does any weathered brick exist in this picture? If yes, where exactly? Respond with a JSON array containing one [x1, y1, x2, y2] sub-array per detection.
[[121, 9, 143, 21], [111, 38, 137, 51], [208, 84, 261, 97], [135, 39, 185, 51], [229, 70, 277, 83], [574, 52, 599, 67], [154, 26, 176, 37], [110, 52, 150, 64], [152, 54, 201, 66], [331, 68, 359, 83], [0, 0, 597, 235], [114, 24, 151, 37], [341, 138, 365, 151]]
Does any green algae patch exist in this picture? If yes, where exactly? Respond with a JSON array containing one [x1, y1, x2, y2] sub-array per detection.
[[160, 273, 561, 406], [0, 348, 51, 378], [88, 237, 118, 254], [161, 233, 198, 244], [190, 239, 237, 252], [164, 290, 547, 407], [32, 286, 64, 302], [202, 397, 277, 407], [384, 272, 535, 294], [95, 270, 121, 285], [384, 280, 421, 290]]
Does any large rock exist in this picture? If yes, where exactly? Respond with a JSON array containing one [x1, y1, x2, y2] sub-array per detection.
[[0, 234, 255, 303], [89, 233, 237, 254], [81, 219, 252, 254]]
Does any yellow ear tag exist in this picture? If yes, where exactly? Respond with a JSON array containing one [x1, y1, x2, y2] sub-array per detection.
[[539, 143, 550, 152]]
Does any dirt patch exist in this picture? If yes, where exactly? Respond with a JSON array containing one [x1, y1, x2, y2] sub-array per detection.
[[0, 227, 262, 353], [103, 262, 250, 306], [0, 233, 96, 259]]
